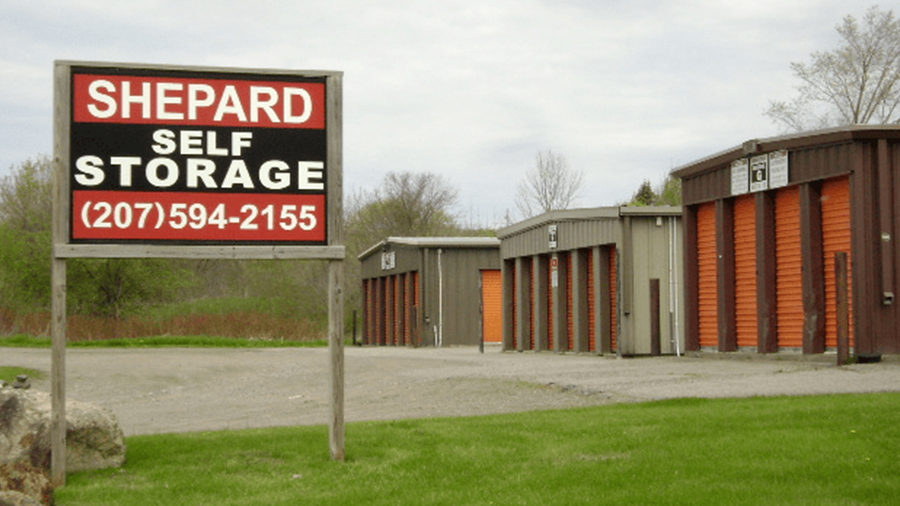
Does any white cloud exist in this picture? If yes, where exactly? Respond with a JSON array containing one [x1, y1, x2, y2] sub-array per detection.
[[0, 0, 866, 222]]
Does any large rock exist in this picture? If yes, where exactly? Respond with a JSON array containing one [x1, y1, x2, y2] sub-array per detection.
[[0, 489, 45, 506], [0, 385, 126, 505], [0, 464, 51, 506]]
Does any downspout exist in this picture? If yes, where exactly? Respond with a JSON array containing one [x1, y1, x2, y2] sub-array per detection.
[[669, 217, 681, 356], [437, 248, 443, 347]]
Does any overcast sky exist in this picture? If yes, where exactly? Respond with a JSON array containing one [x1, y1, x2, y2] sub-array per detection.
[[0, 0, 867, 226]]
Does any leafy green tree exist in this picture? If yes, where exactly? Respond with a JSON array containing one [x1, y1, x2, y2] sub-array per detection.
[[629, 180, 656, 206], [653, 174, 682, 206], [766, 6, 900, 131], [0, 156, 196, 317], [0, 157, 54, 309], [623, 173, 682, 207]]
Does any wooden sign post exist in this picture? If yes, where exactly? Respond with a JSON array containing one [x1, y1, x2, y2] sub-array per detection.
[[51, 61, 345, 485]]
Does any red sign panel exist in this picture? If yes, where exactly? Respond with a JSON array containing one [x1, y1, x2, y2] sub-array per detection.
[[69, 65, 328, 245], [72, 74, 325, 129]]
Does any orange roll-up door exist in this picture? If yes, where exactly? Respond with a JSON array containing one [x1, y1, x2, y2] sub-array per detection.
[[821, 177, 854, 348], [364, 279, 372, 344], [481, 270, 503, 343], [393, 275, 400, 346], [697, 202, 718, 348], [776, 186, 803, 348], [587, 249, 596, 352], [733, 195, 758, 348], [610, 247, 617, 352], [403, 273, 411, 346], [386, 275, 394, 346]]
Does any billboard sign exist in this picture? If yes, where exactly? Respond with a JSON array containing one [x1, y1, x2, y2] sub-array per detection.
[[66, 64, 331, 245]]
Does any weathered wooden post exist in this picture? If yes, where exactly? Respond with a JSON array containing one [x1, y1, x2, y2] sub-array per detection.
[[328, 259, 345, 460]]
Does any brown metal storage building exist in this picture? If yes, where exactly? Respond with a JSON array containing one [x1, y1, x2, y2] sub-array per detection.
[[673, 125, 900, 358], [359, 237, 501, 347], [496, 206, 684, 356]]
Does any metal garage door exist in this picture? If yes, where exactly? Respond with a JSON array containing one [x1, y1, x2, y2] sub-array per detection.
[[734, 194, 758, 348], [696, 202, 718, 348], [776, 186, 803, 348], [481, 270, 502, 343], [821, 176, 854, 349]]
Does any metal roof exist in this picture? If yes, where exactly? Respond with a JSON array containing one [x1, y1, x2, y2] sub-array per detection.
[[672, 124, 900, 180], [496, 206, 682, 239], [358, 236, 500, 260]]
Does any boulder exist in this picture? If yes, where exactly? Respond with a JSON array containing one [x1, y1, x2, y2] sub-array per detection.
[[0, 464, 51, 506], [0, 489, 45, 506], [0, 491, 44, 506], [0, 385, 126, 505]]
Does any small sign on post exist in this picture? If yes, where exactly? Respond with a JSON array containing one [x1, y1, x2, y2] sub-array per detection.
[[749, 154, 769, 193]]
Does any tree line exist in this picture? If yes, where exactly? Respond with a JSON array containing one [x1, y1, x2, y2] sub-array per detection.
[[2, 5, 896, 332], [0, 160, 489, 327]]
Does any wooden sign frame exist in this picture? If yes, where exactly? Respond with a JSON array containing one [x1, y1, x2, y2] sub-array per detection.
[[51, 61, 345, 484]]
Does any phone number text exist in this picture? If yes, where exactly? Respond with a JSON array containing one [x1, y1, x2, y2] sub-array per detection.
[[71, 190, 326, 243]]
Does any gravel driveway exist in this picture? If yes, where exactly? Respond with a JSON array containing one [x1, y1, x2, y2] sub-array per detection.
[[4, 345, 900, 436]]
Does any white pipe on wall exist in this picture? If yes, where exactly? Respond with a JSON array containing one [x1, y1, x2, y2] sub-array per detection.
[[669, 217, 681, 357], [437, 248, 443, 348]]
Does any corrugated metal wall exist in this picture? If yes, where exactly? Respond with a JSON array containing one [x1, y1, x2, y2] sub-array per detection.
[[565, 251, 574, 351], [547, 256, 555, 350], [609, 247, 618, 352], [360, 242, 499, 347], [511, 261, 518, 350], [501, 218, 622, 258], [675, 128, 900, 355], [498, 210, 682, 355], [587, 248, 596, 352]]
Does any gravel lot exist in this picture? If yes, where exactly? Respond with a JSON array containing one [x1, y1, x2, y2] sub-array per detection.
[[4, 345, 900, 436]]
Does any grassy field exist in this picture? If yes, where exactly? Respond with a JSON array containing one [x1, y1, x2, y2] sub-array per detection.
[[0, 299, 328, 343], [56, 393, 900, 506], [0, 365, 44, 383], [0, 334, 328, 348]]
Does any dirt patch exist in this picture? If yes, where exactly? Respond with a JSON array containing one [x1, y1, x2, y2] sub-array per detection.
[[3, 346, 900, 436]]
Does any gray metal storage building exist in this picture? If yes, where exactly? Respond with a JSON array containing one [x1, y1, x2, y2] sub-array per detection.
[[496, 206, 684, 355], [673, 125, 900, 358], [359, 237, 501, 347]]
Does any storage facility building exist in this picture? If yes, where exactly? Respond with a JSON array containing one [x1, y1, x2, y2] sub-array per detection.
[[359, 237, 501, 347], [496, 206, 684, 356], [673, 125, 900, 358]]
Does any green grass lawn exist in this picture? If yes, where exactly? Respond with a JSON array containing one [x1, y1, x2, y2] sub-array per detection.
[[57, 393, 900, 506], [0, 365, 44, 383]]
